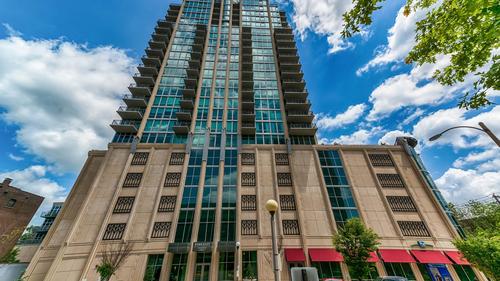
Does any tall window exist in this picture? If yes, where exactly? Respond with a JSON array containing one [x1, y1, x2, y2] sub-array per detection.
[[453, 265, 478, 281], [242, 251, 258, 280], [143, 254, 164, 281], [384, 263, 416, 281], [218, 252, 235, 281], [317, 150, 359, 228], [312, 262, 342, 279], [169, 254, 188, 281]]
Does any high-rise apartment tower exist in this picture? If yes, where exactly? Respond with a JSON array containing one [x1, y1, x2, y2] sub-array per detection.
[[24, 1, 484, 281]]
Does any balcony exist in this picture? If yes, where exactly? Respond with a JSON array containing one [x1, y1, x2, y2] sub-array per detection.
[[141, 56, 162, 68], [133, 73, 155, 86], [117, 106, 145, 120], [241, 99, 254, 110], [241, 90, 254, 98], [183, 88, 196, 99], [288, 123, 317, 136], [149, 39, 167, 51], [241, 110, 255, 122], [152, 33, 169, 42], [242, 62, 253, 71], [137, 64, 159, 77], [175, 109, 192, 121], [180, 99, 194, 109], [280, 71, 303, 80], [241, 70, 253, 80], [41, 210, 58, 218], [173, 121, 190, 134], [166, 14, 178, 22], [155, 26, 172, 36], [283, 90, 308, 100], [287, 111, 314, 123], [285, 99, 311, 111], [274, 32, 294, 40], [241, 122, 256, 135], [39, 224, 52, 232], [242, 80, 253, 90], [275, 39, 294, 48], [157, 19, 172, 28], [145, 47, 165, 58], [111, 120, 141, 133], [279, 63, 301, 73], [123, 94, 148, 108], [185, 78, 197, 88], [128, 83, 152, 97], [186, 68, 200, 78], [278, 54, 299, 64], [189, 59, 201, 69], [282, 80, 305, 91]]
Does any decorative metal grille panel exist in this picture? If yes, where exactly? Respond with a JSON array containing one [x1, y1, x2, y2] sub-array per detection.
[[241, 220, 258, 235], [241, 153, 255, 165], [275, 153, 289, 165], [282, 220, 300, 235], [387, 196, 417, 212], [103, 223, 126, 240], [113, 197, 135, 213], [158, 196, 176, 212], [377, 173, 405, 188], [368, 154, 394, 167], [279, 195, 296, 211], [123, 173, 142, 187], [398, 221, 430, 237], [151, 222, 171, 238], [241, 173, 256, 186], [164, 173, 182, 187], [277, 173, 292, 186], [241, 195, 257, 211], [169, 152, 185, 165], [131, 152, 149, 165]]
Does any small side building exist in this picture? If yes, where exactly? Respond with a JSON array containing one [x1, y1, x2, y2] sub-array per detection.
[[0, 178, 44, 258]]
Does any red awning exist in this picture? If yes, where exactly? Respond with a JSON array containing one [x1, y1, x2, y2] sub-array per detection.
[[367, 252, 380, 262], [285, 248, 306, 262], [378, 249, 416, 263], [411, 250, 452, 264], [309, 248, 343, 262], [444, 251, 470, 265]]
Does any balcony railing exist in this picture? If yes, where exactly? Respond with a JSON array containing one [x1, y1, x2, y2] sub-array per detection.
[[123, 94, 148, 107], [128, 83, 152, 97], [41, 210, 58, 218], [117, 106, 145, 120]]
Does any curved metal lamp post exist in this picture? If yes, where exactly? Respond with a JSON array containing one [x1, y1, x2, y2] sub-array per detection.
[[265, 199, 280, 281], [429, 122, 500, 147]]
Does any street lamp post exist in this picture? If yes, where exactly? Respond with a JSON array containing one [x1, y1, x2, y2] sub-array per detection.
[[429, 122, 500, 147], [265, 199, 280, 281]]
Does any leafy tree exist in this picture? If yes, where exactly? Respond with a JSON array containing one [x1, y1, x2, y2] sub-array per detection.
[[0, 247, 20, 263], [454, 227, 500, 280], [342, 0, 499, 109], [332, 218, 380, 280], [450, 200, 500, 280], [95, 243, 132, 281], [19, 226, 38, 242], [449, 200, 500, 233]]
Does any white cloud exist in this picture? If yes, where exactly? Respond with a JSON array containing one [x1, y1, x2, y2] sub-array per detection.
[[0, 34, 135, 172], [378, 130, 413, 145], [365, 54, 470, 121], [316, 103, 366, 131], [453, 148, 500, 170], [412, 106, 500, 149], [435, 168, 500, 203], [399, 108, 425, 128], [0, 166, 67, 224], [321, 126, 383, 145], [8, 153, 24, 161], [2, 23, 22, 37], [356, 5, 431, 75], [289, 0, 355, 54]]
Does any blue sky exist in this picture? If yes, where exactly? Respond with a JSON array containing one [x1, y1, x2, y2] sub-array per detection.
[[0, 0, 498, 225]]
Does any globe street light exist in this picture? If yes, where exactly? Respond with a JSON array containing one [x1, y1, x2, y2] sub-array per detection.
[[428, 122, 500, 147], [265, 199, 280, 281]]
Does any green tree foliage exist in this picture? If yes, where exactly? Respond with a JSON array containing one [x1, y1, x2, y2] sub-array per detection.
[[342, 0, 499, 109], [0, 247, 20, 263], [19, 226, 37, 242], [454, 227, 500, 280], [450, 200, 500, 280], [332, 218, 380, 280]]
